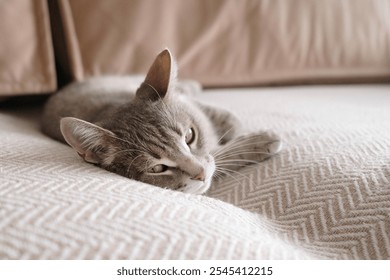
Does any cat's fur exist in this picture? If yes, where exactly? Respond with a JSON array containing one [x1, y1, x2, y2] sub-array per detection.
[[42, 49, 282, 194]]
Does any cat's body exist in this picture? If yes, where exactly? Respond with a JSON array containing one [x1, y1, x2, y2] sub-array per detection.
[[42, 49, 281, 194]]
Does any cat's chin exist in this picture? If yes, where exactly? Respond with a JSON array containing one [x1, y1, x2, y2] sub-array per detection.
[[178, 179, 212, 195]]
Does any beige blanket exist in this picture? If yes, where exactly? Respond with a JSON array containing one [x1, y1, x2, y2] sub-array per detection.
[[1, 85, 389, 259]]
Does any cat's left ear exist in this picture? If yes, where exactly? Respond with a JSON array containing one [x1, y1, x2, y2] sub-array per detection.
[[136, 48, 177, 102], [60, 117, 117, 165]]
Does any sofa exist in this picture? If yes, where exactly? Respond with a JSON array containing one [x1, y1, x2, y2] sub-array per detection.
[[1, 0, 390, 259]]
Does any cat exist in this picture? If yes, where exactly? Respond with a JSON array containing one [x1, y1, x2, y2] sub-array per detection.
[[41, 49, 282, 195]]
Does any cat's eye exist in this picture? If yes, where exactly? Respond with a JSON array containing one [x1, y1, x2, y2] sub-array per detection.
[[185, 128, 195, 145], [150, 164, 168, 173]]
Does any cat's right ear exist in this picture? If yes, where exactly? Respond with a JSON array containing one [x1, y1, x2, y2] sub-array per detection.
[[60, 117, 116, 165], [136, 48, 177, 102]]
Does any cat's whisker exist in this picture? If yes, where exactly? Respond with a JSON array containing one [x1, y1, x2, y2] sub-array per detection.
[[216, 158, 262, 165], [216, 127, 234, 145], [215, 166, 256, 186], [214, 146, 268, 159], [215, 150, 274, 161], [212, 137, 275, 158], [126, 154, 144, 176], [214, 168, 243, 186], [212, 172, 224, 181], [214, 151, 273, 161], [142, 157, 154, 173], [217, 138, 276, 153], [215, 140, 277, 153], [212, 142, 249, 158], [216, 163, 250, 169], [215, 166, 256, 187], [224, 133, 273, 144]]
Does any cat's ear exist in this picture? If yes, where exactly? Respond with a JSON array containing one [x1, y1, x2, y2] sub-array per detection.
[[136, 48, 177, 102], [60, 117, 116, 165]]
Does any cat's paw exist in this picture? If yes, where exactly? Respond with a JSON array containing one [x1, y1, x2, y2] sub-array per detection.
[[235, 131, 282, 162], [264, 134, 283, 155], [252, 132, 282, 161]]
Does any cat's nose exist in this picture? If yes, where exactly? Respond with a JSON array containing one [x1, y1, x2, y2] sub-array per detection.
[[192, 169, 205, 181]]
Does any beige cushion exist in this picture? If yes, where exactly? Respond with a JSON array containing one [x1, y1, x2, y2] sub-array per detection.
[[0, 0, 56, 96], [59, 0, 390, 87]]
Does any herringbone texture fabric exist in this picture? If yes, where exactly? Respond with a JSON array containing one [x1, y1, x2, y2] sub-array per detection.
[[1, 85, 390, 259], [204, 86, 390, 259]]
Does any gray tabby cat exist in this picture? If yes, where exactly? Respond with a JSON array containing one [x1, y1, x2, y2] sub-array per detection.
[[42, 49, 282, 194]]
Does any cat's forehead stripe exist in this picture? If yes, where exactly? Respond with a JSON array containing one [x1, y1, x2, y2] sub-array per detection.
[[148, 151, 161, 160], [170, 125, 182, 136]]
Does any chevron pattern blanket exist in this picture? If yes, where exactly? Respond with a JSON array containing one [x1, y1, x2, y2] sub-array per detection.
[[1, 85, 389, 259]]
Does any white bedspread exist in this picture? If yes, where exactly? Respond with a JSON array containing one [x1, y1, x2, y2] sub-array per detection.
[[1, 85, 389, 259]]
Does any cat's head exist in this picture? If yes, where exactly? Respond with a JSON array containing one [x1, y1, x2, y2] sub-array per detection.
[[60, 49, 216, 194]]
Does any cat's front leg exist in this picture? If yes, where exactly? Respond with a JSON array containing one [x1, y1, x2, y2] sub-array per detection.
[[212, 132, 282, 174]]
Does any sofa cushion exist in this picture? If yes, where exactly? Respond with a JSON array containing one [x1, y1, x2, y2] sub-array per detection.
[[58, 0, 390, 87], [0, 0, 56, 96]]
